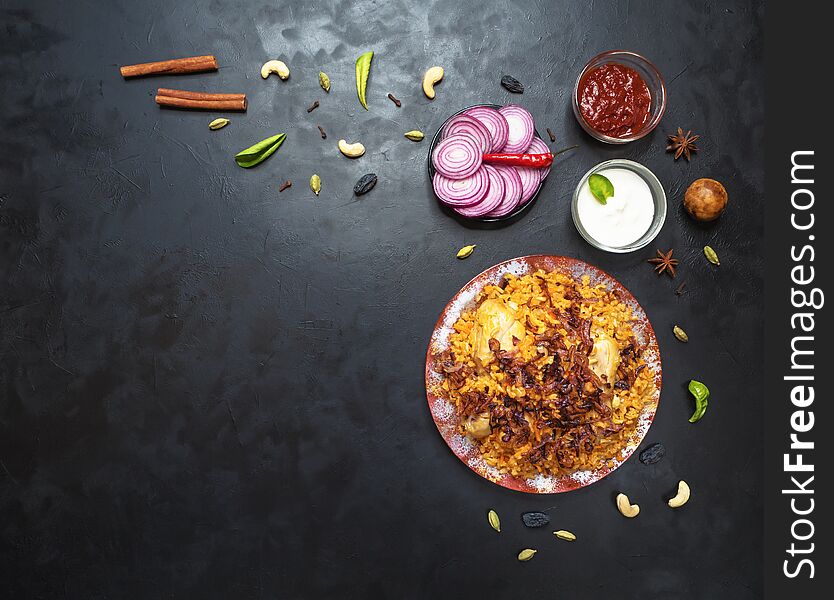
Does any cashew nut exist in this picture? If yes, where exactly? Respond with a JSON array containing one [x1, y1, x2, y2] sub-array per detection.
[[338, 139, 365, 158], [261, 60, 290, 80], [616, 493, 640, 518], [422, 66, 444, 99], [668, 480, 691, 508]]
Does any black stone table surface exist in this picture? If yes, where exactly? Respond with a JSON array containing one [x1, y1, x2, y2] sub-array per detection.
[[1, 1, 763, 597]]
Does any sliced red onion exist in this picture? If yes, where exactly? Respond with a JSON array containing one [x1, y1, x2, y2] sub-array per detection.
[[484, 165, 523, 217], [498, 104, 535, 153], [454, 165, 505, 217], [463, 106, 509, 152], [432, 168, 489, 207], [526, 137, 552, 181], [515, 163, 541, 206], [431, 133, 483, 179], [441, 115, 491, 154]]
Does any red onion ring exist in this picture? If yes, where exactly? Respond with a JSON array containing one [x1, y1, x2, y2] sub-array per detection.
[[441, 115, 492, 154], [432, 168, 490, 207], [484, 165, 523, 217], [431, 133, 482, 179], [526, 137, 552, 181], [498, 104, 535, 153], [454, 165, 505, 217], [463, 106, 510, 152], [515, 163, 541, 206]]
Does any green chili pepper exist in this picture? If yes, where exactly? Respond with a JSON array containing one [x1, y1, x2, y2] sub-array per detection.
[[234, 133, 286, 168], [355, 51, 374, 110], [687, 380, 710, 423]]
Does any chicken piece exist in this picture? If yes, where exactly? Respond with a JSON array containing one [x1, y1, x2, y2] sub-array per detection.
[[464, 412, 491, 439], [469, 298, 526, 363], [588, 331, 620, 383]]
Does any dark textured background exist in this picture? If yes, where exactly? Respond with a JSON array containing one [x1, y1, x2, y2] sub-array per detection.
[[1, 1, 763, 598]]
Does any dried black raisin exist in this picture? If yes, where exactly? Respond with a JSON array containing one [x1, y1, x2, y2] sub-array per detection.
[[353, 173, 377, 196], [501, 75, 524, 94], [638, 442, 666, 465], [521, 512, 549, 528]]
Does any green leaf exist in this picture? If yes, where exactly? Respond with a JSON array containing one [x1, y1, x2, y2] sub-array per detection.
[[355, 51, 374, 110], [234, 133, 286, 168], [588, 173, 614, 205], [687, 379, 710, 423]]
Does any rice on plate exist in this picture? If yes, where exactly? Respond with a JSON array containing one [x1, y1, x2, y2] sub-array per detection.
[[425, 256, 661, 493]]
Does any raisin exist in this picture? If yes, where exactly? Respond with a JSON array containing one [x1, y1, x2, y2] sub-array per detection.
[[353, 173, 378, 196], [521, 512, 550, 528], [501, 75, 524, 94], [638, 442, 666, 465]]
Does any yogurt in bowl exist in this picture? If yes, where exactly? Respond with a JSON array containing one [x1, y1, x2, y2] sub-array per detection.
[[571, 159, 666, 253]]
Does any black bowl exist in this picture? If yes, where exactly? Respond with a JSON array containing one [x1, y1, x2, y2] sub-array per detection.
[[427, 103, 547, 223]]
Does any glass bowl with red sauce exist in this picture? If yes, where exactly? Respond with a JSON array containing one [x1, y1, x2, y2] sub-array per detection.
[[572, 50, 666, 144]]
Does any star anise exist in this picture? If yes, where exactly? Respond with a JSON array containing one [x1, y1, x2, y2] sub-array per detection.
[[648, 249, 679, 278], [666, 127, 699, 161]]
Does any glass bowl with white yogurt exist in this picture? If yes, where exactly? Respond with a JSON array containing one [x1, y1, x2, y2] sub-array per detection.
[[571, 159, 666, 253]]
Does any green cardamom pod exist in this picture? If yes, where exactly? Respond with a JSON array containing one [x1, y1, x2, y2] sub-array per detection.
[[456, 245, 476, 259], [517, 549, 537, 562], [487, 510, 500, 533], [208, 118, 230, 130], [553, 530, 576, 542], [704, 245, 720, 266], [310, 174, 321, 196], [673, 325, 689, 343], [319, 71, 331, 93], [404, 130, 424, 142]]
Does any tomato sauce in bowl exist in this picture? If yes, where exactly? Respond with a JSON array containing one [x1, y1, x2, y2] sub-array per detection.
[[578, 63, 652, 139], [572, 51, 666, 144]]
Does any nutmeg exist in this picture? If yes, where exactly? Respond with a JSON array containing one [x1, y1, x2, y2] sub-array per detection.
[[684, 178, 728, 222]]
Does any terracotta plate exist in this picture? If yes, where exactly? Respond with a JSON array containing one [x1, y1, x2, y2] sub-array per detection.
[[425, 255, 662, 493]]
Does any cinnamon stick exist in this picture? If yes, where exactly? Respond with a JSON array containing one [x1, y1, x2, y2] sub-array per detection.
[[157, 88, 245, 102], [120, 55, 218, 78], [155, 93, 247, 112]]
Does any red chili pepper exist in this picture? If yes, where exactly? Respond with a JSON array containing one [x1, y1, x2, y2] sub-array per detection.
[[482, 145, 579, 168], [482, 152, 554, 168]]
